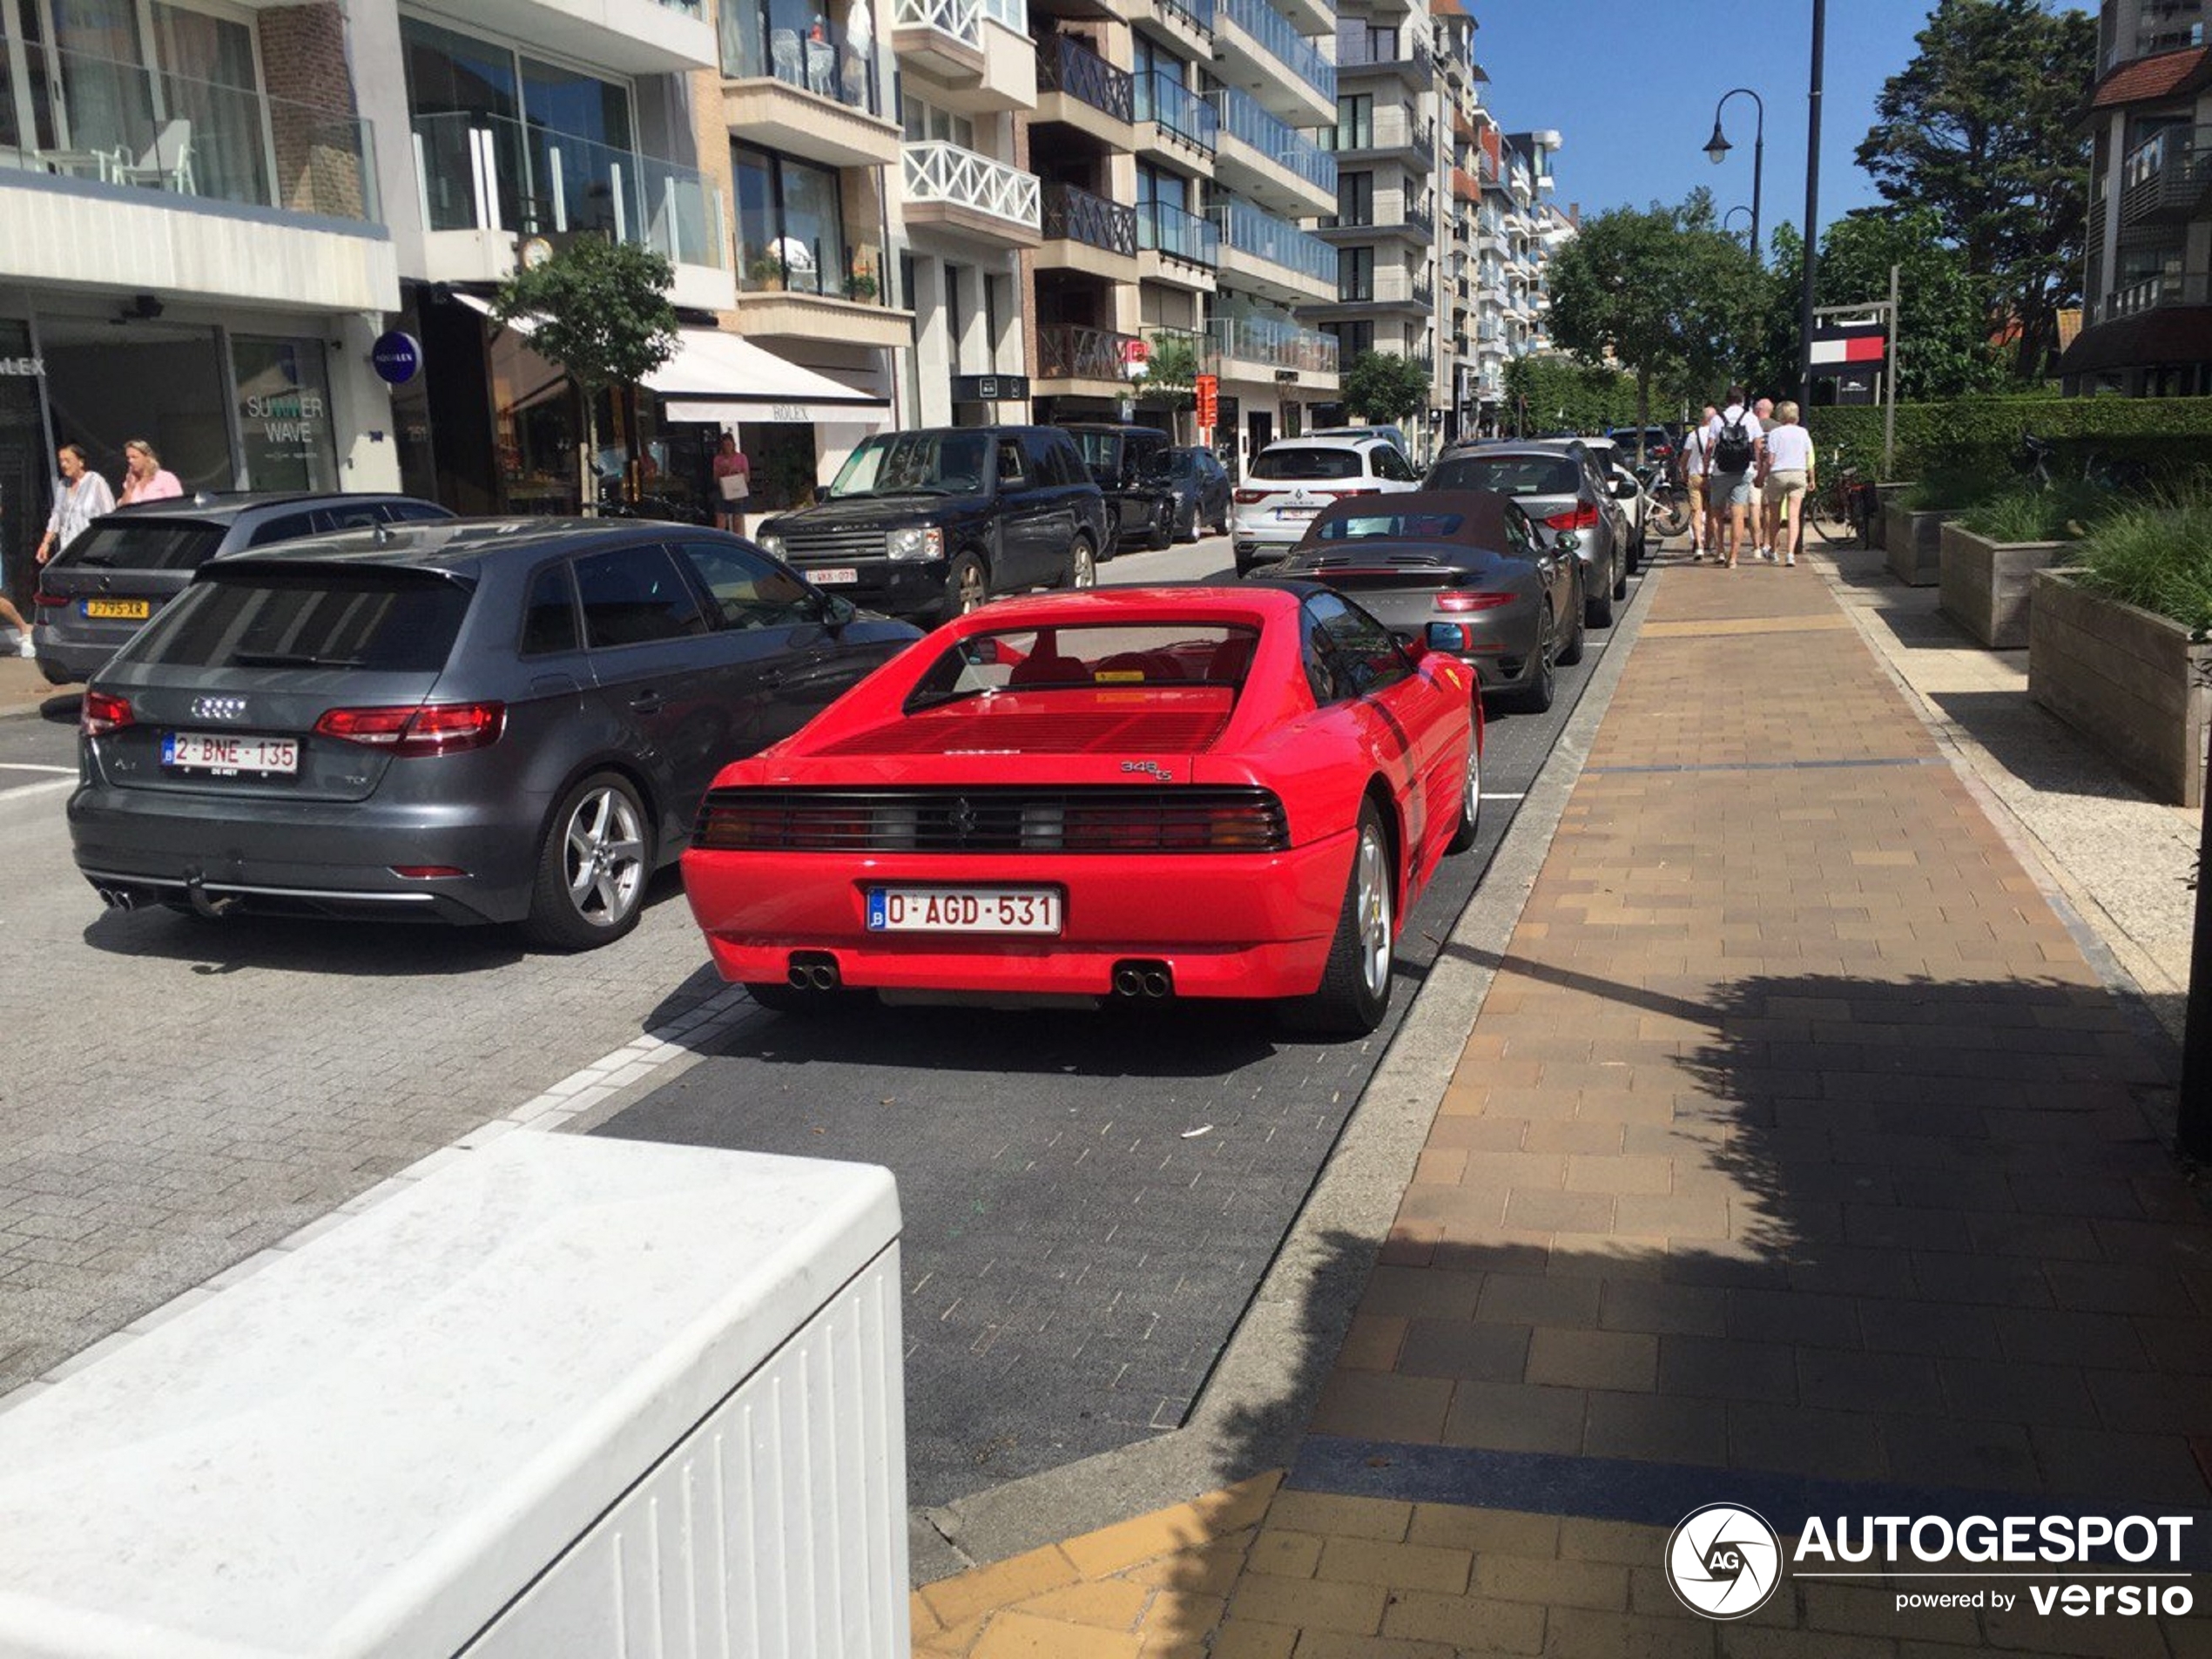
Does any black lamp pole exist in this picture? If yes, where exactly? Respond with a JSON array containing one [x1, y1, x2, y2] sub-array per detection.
[[1797, 0, 1827, 406], [1723, 206, 1755, 249], [1704, 88, 1764, 265]]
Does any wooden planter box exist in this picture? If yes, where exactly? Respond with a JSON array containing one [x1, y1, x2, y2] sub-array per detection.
[[1885, 502, 1949, 586], [1938, 523, 2068, 649], [2029, 569, 2212, 807], [1870, 482, 1916, 551]]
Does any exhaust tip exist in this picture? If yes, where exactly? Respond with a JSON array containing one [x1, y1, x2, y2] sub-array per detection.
[[788, 964, 811, 988], [789, 952, 841, 993], [1141, 969, 1170, 998], [1112, 960, 1173, 1000], [808, 964, 839, 991]]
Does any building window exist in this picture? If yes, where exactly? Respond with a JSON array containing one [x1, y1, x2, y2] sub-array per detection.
[[1334, 94, 1371, 150], [1337, 169, 1372, 227], [734, 141, 847, 294], [719, 0, 879, 114], [902, 93, 973, 150], [1339, 246, 1372, 302]]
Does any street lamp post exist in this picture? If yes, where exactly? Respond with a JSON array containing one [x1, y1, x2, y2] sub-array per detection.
[[1723, 206, 1755, 250], [1796, 0, 1828, 408], [1704, 87, 1764, 264]]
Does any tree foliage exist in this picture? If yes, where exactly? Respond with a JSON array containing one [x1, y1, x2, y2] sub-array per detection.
[[1137, 334, 1199, 412], [1815, 206, 2004, 401], [1544, 188, 1766, 432], [1501, 354, 1641, 437], [1339, 350, 1433, 425], [495, 233, 681, 395], [1854, 0, 2094, 380]]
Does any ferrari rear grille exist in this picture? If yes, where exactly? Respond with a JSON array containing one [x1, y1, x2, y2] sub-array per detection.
[[779, 528, 887, 561], [694, 786, 1290, 853]]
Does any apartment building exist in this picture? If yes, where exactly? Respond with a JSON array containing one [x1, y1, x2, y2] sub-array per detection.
[[0, 0, 400, 577], [2060, 0, 2212, 395]]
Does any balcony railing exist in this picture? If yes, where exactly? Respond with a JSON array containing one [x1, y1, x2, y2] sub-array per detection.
[[1134, 69, 1217, 152], [1038, 321, 1141, 380], [1210, 312, 1339, 374], [1320, 111, 1433, 156], [1405, 194, 1434, 236], [1037, 33, 1133, 122], [1216, 0, 1333, 101], [1209, 86, 1333, 194], [903, 139, 1040, 230], [894, 0, 981, 49], [1210, 193, 1334, 284], [1413, 273, 1435, 307], [415, 110, 720, 266], [17, 45, 379, 221], [1335, 23, 1430, 70], [1155, 0, 1215, 34], [1040, 179, 1135, 253], [2098, 269, 2210, 322], [719, 0, 881, 114], [1137, 198, 1220, 266], [1333, 269, 1429, 306], [2119, 124, 2212, 222]]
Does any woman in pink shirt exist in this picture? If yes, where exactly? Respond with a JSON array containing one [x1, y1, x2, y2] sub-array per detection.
[[118, 438, 183, 504]]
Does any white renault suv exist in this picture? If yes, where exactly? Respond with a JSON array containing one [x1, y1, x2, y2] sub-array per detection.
[[1231, 435, 1422, 575]]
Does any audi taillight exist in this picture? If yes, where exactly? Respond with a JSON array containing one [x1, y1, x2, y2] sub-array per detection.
[[1542, 502, 1600, 532], [81, 691, 133, 736], [314, 702, 505, 758], [1435, 591, 1515, 613]]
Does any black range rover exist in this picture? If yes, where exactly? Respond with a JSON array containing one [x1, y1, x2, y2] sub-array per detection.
[[753, 426, 1109, 623]]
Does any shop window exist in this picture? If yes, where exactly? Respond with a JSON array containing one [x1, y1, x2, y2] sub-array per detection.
[[40, 313, 230, 494], [233, 336, 337, 494]]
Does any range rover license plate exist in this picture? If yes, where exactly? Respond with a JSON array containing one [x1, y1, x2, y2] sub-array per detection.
[[812, 567, 860, 585]]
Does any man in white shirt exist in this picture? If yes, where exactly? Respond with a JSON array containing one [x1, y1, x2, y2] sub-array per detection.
[[1703, 386, 1764, 570], [1680, 403, 1717, 560]]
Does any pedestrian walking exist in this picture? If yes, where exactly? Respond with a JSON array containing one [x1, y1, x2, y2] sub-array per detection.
[[0, 489, 30, 656], [117, 439, 182, 505], [1751, 397, 1777, 559], [711, 432, 752, 535], [1761, 400, 1814, 567], [35, 443, 116, 567], [1703, 387, 1763, 570], [1680, 404, 1716, 560]]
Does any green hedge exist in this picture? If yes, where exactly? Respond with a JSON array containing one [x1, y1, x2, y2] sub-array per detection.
[[1806, 396, 2212, 486]]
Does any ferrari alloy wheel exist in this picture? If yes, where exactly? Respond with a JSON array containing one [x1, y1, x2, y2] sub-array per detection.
[[1067, 536, 1097, 590], [524, 772, 650, 950], [948, 551, 989, 616], [1294, 800, 1395, 1035], [1446, 733, 1481, 853]]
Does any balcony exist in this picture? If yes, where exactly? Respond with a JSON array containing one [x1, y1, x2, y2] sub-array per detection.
[[893, 0, 1037, 111], [1315, 205, 1429, 246], [1321, 111, 1433, 165], [1035, 33, 1133, 144], [1134, 69, 1217, 164], [1213, 0, 1334, 127], [2119, 125, 2212, 227], [720, 0, 899, 167], [1207, 86, 1333, 217], [1036, 179, 1139, 280], [2095, 269, 2210, 323], [1036, 320, 1142, 390], [469, 0, 716, 72], [414, 110, 731, 309], [1210, 193, 1334, 302], [1208, 311, 1339, 384], [1335, 24, 1433, 90], [1320, 266, 1432, 313], [1129, 0, 1214, 58], [734, 233, 909, 347], [0, 47, 393, 313], [901, 140, 1041, 246], [1136, 198, 1219, 287]]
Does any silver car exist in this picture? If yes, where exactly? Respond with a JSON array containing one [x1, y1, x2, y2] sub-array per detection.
[[1424, 442, 1625, 630]]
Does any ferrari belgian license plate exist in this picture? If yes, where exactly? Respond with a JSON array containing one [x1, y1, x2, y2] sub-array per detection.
[[866, 887, 1061, 934]]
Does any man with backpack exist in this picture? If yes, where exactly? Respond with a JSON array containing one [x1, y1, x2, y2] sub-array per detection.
[[1703, 385, 1764, 570]]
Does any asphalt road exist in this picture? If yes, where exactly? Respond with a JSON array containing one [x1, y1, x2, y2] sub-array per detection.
[[596, 532, 1650, 1507]]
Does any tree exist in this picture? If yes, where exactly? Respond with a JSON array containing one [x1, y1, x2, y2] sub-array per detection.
[[1339, 350, 1432, 425], [1501, 354, 1641, 438], [495, 234, 681, 512], [1136, 334, 1199, 416], [1855, 0, 2094, 381], [1544, 189, 1765, 455], [1820, 207, 2004, 400]]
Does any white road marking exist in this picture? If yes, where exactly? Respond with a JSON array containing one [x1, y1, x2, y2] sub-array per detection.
[[0, 763, 73, 774], [1479, 792, 1526, 801], [0, 779, 72, 803]]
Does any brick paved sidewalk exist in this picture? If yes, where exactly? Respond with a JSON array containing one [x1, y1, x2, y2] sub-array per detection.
[[915, 551, 2212, 1656]]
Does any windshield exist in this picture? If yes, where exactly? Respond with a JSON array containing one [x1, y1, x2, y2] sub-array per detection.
[[906, 624, 1259, 710], [1148, 451, 1194, 480], [1428, 456, 1581, 498], [1251, 448, 1364, 482], [827, 431, 991, 498], [54, 520, 226, 572]]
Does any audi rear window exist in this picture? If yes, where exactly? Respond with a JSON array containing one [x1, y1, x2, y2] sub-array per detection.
[[132, 571, 470, 672], [53, 519, 226, 573], [1250, 448, 1364, 482]]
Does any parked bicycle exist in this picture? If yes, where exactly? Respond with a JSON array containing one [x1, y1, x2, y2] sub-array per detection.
[[1636, 462, 1693, 540], [1806, 451, 1875, 548], [2016, 430, 2152, 495]]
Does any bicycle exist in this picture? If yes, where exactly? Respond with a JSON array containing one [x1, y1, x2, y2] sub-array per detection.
[[1638, 463, 1693, 540], [1806, 451, 1873, 548], [2016, 430, 2152, 495]]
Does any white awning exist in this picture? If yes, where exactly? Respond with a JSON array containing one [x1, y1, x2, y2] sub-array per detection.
[[455, 297, 888, 428]]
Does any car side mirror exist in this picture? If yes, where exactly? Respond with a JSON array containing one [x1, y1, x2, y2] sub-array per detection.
[[817, 591, 857, 628], [813, 484, 831, 504], [1611, 478, 1639, 500]]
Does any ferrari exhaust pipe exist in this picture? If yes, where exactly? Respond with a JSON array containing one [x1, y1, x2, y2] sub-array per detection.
[[1113, 960, 1173, 999], [808, 964, 839, 990], [787, 964, 810, 988], [1142, 968, 1171, 999], [789, 952, 841, 992], [1112, 965, 1143, 997]]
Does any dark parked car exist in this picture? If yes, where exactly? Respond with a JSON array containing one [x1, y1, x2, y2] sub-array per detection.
[[1424, 442, 1625, 630], [1059, 421, 1175, 554], [755, 426, 1109, 623], [68, 520, 921, 948], [1270, 489, 1584, 712], [1150, 445, 1232, 542], [32, 492, 454, 685]]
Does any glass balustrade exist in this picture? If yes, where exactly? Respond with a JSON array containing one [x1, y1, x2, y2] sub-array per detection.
[[1134, 70, 1217, 152], [413, 110, 724, 268], [1209, 194, 1333, 284], [13, 45, 378, 221], [1215, 0, 1332, 101], [1207, 86, 1332, 193], [1137, 198, 1219, 266], [1208, 312, 1338, 374], [720, 0, 882, 113]]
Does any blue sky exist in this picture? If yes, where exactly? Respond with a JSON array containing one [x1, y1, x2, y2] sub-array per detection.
[[1468, 1, 2089, 245]]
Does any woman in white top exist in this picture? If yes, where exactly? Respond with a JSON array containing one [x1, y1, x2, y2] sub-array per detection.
[[1759, 401, 1816, 567], [36, 443, 117, 566], [1681, 404, 1716, 561]]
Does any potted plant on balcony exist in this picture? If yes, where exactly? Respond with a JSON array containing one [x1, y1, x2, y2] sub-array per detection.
[[842, 266, 879, 302], [2028, 488, 2212, 806], [747, 252, 786, 292]]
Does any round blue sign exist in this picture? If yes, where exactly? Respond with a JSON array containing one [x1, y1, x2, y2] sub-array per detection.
[[371, 330, 422, 386]]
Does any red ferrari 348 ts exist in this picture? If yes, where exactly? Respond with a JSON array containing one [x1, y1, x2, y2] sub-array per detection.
[[681, 583, 1483, 1034]]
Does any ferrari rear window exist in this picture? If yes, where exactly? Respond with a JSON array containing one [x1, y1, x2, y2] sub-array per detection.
[[907, 624, 1260, 710]]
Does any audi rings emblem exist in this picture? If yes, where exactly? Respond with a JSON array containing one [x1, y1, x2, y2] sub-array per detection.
[[191, 696, 249, 722]]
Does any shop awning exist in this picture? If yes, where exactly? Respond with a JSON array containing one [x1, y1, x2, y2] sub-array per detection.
[[455, 296, 889, 427]]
